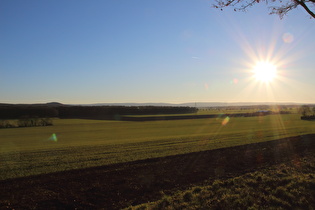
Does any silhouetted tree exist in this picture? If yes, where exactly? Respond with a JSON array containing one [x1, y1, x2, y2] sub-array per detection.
[[213, 0, 315, 19], [299, 105, 312, 117]]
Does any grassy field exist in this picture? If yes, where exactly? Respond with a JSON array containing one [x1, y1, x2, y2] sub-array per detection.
[[0, 113, 314, 180]]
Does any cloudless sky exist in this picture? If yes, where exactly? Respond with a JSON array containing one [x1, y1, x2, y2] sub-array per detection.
[[1, 0, 314, 104]]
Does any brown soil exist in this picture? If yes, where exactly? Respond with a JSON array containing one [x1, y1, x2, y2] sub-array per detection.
[[1, 134, 314, 209]]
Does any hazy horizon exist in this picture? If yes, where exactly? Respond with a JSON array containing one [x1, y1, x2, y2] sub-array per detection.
[[1, 101, 313, 107]]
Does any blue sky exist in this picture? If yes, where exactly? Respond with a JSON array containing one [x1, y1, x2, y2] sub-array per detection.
[[1, 0, 314, 104]]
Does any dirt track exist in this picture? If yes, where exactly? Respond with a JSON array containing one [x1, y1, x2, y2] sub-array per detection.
[[1, 134, 315, 209]]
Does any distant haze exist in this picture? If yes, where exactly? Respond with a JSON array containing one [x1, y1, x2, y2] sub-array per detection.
[[45, 102, 314, 107]]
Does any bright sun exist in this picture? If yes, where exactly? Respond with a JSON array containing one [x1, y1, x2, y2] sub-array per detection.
[[253, 62, 277, 82]]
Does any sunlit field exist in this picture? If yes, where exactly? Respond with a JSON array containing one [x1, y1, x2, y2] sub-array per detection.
[[0, 113, 314, 180]]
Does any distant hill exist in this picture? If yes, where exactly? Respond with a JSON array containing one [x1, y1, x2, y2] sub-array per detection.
[[46, 102, 64, 106]]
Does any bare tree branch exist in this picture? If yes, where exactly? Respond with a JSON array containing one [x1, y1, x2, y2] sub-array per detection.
[[269, 2, 299, 19], [296, 0, 315, 18], [213, 0, 315, 19]]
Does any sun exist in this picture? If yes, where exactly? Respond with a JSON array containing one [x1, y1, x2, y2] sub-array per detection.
[[253, 62, 277, 82]]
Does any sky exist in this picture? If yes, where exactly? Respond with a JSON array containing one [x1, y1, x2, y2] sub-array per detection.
[[1, 0, 314, 104]]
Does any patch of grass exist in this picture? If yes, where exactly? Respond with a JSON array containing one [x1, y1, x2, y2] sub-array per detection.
[[127, 154, 315, 210], [0, 114, 314, 180]]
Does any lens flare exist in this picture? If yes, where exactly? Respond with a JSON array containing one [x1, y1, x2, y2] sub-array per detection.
[[282, 33, 294, 43], [48, 133, 58, 142], [204, 83, 209, 90], [222, 116, 230, 126], [230, 78, 239, 84]]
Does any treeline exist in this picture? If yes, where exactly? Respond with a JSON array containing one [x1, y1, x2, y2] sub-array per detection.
[[0, 105, 58, 119], [0, 104, 198, 120], [0, 118, 53, 129]]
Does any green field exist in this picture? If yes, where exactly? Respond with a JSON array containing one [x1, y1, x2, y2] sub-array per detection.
[[0, 113, 314, 180]]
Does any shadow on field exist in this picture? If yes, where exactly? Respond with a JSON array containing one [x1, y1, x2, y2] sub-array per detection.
[[1, 134, 315, 209]]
